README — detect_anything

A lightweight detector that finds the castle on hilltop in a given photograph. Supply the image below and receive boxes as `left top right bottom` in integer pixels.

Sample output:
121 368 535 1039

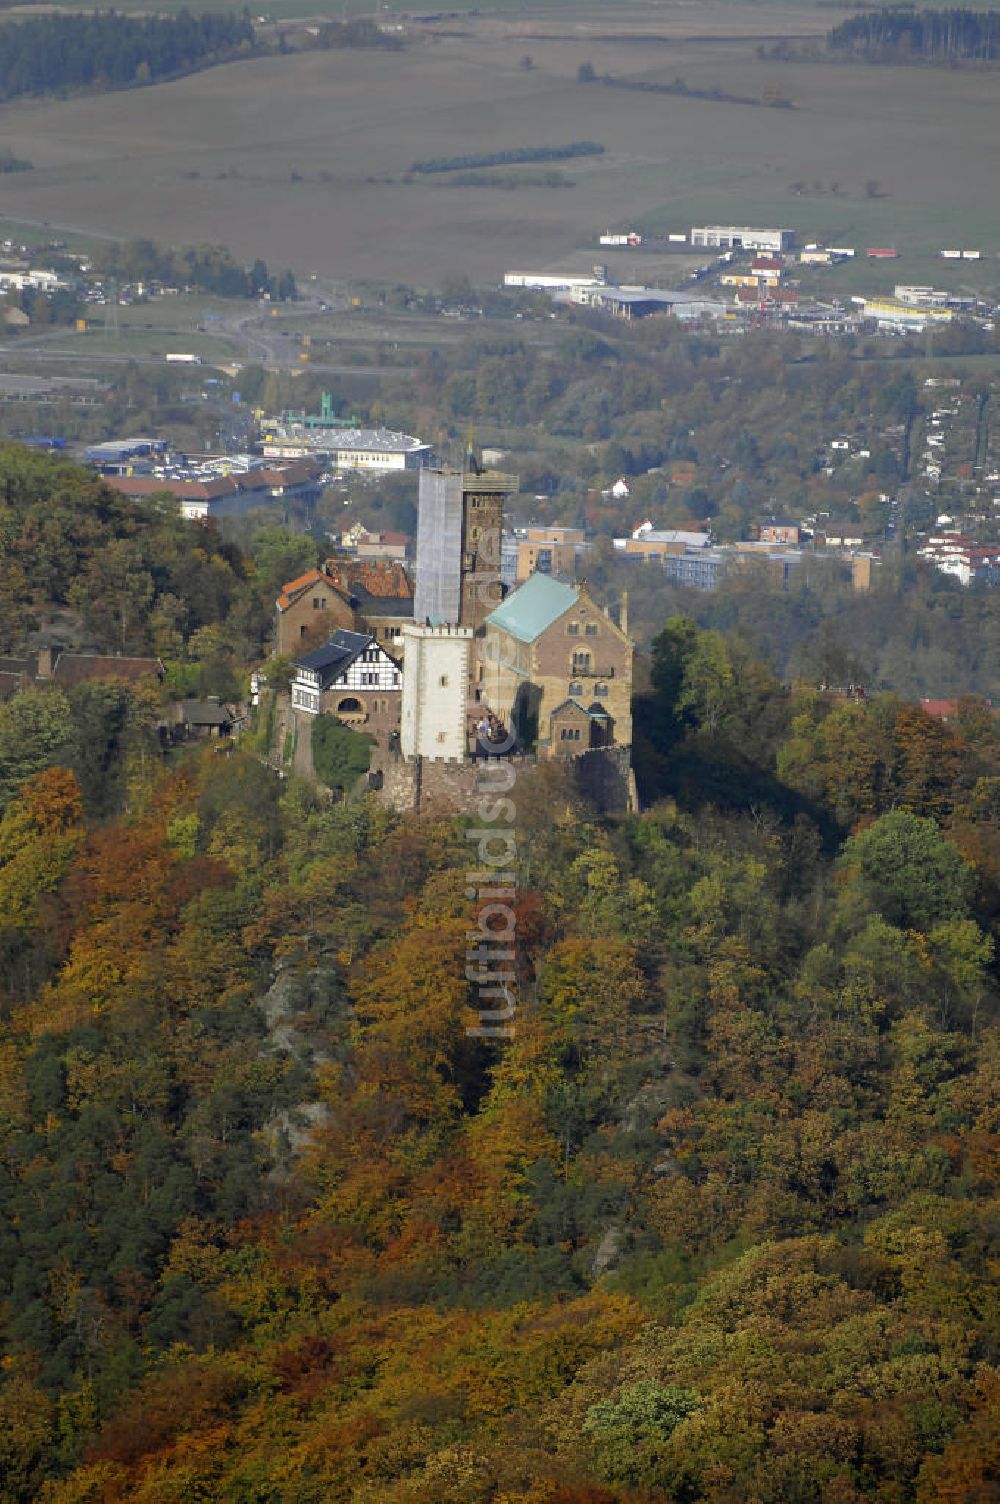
278 457 635 812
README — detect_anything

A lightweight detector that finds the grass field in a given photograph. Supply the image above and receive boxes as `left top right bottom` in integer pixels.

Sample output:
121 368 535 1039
0 4 995 288
0 0 862 17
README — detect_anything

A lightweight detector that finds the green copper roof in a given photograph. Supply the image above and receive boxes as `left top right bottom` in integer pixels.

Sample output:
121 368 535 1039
485 572 579 643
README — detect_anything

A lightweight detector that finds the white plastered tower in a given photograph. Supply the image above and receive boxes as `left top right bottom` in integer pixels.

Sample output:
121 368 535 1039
400 624 473 760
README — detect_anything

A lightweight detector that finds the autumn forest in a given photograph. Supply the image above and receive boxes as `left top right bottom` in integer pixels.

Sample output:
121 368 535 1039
0 445 998 1502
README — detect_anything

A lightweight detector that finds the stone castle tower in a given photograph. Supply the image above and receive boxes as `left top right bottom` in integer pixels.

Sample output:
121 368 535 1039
413 461 518 630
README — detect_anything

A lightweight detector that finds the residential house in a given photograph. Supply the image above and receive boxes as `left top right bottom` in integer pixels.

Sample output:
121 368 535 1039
758 519 801 545
290 629 402 748
173 700 236 739
918 533 1000 587
274 568 357 655
354 529 410 562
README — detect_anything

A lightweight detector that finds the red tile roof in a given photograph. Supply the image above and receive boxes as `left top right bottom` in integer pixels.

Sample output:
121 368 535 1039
108 461 320 504
253 460 320 487
325 558 414 601
919 699 959 719
107 475 238 501
276 569 352 612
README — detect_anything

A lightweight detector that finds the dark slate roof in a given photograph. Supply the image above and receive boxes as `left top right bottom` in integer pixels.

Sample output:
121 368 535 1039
0 656 31 676
179 700 233 726
295 627 372 672
353 584 415 618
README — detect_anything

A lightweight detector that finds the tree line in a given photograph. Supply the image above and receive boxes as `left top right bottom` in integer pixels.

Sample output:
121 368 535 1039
828 7 1000 63
0 9 255 100
312 17 403 50
409 141 605 174
580 66 793 108
93 237 297 302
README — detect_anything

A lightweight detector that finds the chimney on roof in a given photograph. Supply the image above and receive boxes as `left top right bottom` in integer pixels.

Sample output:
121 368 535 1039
620 590 629 638
36 646 54 679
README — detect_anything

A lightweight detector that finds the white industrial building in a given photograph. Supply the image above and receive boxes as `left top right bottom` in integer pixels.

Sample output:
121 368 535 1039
503 270 606 291
894 285 948 307
400 624 472 761
261 425 431 471
862 298 953 332
330 429 432 471
690 226 793 253
0 269 69 292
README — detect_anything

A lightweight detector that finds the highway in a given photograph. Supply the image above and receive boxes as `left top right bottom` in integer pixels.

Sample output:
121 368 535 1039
0 291 412 377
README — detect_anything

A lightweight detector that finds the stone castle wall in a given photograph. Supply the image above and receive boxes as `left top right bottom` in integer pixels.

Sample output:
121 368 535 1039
369 745 633 818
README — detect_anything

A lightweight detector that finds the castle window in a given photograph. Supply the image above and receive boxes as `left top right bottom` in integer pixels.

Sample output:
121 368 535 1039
585 622 597 636
571 651 591 672
569 681 583 696
439 675 449 687
567 622 580 636
595 683 609 697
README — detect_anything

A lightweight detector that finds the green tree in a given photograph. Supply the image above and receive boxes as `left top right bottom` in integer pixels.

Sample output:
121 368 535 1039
583 1381 698 1485
841 810 975 932
67 539 154 653
249 527 317 600
0 687 74 810
311 714 375 794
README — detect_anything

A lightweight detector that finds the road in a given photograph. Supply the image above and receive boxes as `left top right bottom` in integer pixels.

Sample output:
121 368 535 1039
0 345 410 378
0 290 415 377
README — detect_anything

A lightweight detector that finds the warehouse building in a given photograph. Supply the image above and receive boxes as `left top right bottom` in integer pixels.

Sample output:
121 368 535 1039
503 270 605 291
862 298 953 333
690 226 794 253
571 286 727 322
